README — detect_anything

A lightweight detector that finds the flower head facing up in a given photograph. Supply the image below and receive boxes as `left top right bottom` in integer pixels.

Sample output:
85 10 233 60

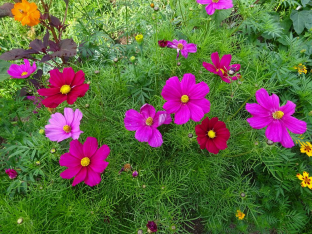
37 67 90 108
167 39 197 59
195 117 230 154
246 88 307 148
11 0 40 26
300 142 312 157
124 104 172 147
296 172 312 189
146 221 157 233
7 59 36 79
161 73 210 125
5 169 18 179
197 0 233 15
236 210 245 220
135 34 144 44
59 137 110 187
203 52 241 83
45 108 83 142
158 40 169 48
294 63 307 74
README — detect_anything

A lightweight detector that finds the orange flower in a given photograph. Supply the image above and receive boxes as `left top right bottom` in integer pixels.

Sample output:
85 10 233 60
11 0 40 27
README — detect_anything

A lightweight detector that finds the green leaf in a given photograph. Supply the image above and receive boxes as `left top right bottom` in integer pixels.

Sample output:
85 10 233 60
301 0 310 7
290 10 312 34
212 9 232 25
0 60 11 82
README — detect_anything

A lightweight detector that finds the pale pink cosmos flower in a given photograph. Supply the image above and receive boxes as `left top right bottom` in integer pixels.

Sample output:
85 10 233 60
246 88 307 148
167 39 197 59
203 52 241 83
7 59 36 79
161 73 210 125
124 104 172 147
45 107 83 142
60 137 110 187
197 0 233 15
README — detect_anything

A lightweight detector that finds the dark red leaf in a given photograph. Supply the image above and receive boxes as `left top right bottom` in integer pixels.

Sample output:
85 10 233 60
50 15 62 28
50 39 77 58
63 0 69 5
29 39 45 53
43 30 49 48
0 3 14 18
40 54 51 62
0 49 35 60
48 41 59 52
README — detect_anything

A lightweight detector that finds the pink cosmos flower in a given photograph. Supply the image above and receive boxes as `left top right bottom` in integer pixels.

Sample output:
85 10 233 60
124 104 171 147
167 39 197 59
60 137 110 187
7 59 36 79
203 52 241 83
161 73 210 125
197 0 233 15
246 88 307 148
5 169 18 179
45 107 83 142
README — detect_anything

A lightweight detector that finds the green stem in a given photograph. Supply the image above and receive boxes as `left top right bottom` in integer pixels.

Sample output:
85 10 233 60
226 94 253 122
178 0 185 25
125 0 128 45
224 150 253 158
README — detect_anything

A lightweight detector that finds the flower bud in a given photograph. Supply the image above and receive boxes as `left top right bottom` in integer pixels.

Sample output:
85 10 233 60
17 218 23 224
50 148 56 153
135 34 143 44
240 192 246 197
188 133 193 138
308 111 312 116
39 129 45 135
229 67 236 75
85 104 90 108
36 161 40 165
150 3 154 8
113 57 119 63
177 62 181 66
87 81 91 84
130 56 136 62
142 184 146 188
132 171 138 177
146 221 157 233
158 40 168 48
154 6 159 11
94 70 100 74
266 139 274 145
138 230 143 234
124 163 131 172
47 107 56 114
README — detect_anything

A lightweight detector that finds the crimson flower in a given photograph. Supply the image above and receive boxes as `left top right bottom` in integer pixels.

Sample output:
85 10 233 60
158 40 169 48
195 117 230 154
146 221 157 233
38 67 89 108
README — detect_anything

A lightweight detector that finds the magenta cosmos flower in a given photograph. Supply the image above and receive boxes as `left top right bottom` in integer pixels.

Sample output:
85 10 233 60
60 137 110 187
7 59 36 78
45 108 83 142
5 169 18 179
38 67 89 108
167 39 197 59
124 104 171 147
197 0 233 15
161 73 210 125
246 88 307 148
146 221 157 233
203 52 241 83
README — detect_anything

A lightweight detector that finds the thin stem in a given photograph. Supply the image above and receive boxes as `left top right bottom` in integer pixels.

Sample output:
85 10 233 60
224 150 253 158
125 0 128 45
178 0 185 25
226 94 253 122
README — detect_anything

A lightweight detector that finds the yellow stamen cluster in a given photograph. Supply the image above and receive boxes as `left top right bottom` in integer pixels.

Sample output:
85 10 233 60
21 71 28 76
63 125 71 133
60 85 71 94
216 68 225 75
236 210 245 220
297 171 312 189
272 110 284 119
146 117 153 126
181 95 189 103
212 0 220 3
294 63 307 74
81 157 90 167
135 34 143 43
177 43 184 50
207 130 216 139
300 142 312 157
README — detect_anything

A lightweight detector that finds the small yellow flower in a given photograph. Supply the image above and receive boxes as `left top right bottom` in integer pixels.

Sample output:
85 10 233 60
296 171 312 189
135 34 143 43
300 142 312 157
294 63 307 74
236 210 245 220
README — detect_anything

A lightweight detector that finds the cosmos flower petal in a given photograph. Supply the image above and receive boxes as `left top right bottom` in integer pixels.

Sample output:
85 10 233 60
84 168 101 187
148 128 163 147
41 94 67 108
203 62 217 74
72 167 87 186
161 76 182 101
220 54 231 68
181 49 189 58
206 139 219 154
191 99 210 114
72 70 86 86
213 136 228 150
231 64 241 71
124 109 145 131
197 0 211 4
174 104 190 125
69 140 85 159
255 88 274 111
67 84 90 105
83 137 98 157
90 161 109 174
282 116 307 134
64 107 75 125
181 73 196 94
280 101 296 116
197 136 208 149
187 102 205 122
140 104 156 119
63 67 75 85
265 121 283 142
135 125 153 142
60 166 81 179
91 144 110 160
188 81 209 99
38 87 60 96
49 69 64 87
280 124 295 148
246 103 271 117
246 116 272 129
59 153 81 167
205 4 215 15
185 43 197 53
163 100 182 114
152 111 171 128
211 52 220 67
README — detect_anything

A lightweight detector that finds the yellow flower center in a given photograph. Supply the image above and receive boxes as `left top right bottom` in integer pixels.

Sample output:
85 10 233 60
181 95 189 103
212 0 219 2
272 111 284 119
216 68 225 75
21 71 28 76
207 130 216 139
63 125 71 133
60 85 71 94
177 43 184 50
81 157 90 167
303 176 311 184
146 117 153 126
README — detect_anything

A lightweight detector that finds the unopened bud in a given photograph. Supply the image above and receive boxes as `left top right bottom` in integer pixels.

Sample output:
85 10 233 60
39 129 45 135
188 133 193 138
309 111 312 116
94 70 100 74
85 104 90 108
177 62 181 66
229 67 236 75
113 58 118 63
142 184 146 188
130 56 136 62
138 230 143 234
36 161 40 165
17 218 23 224
267 139 274 145
132 171 138 177
50 148 56 153
240 192 246 197
154 6 159 11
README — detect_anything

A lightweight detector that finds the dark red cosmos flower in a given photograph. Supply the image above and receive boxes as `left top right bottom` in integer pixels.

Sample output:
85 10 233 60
158 40 168 48
195 117 230 154
38 67 89 108
146 221 157 233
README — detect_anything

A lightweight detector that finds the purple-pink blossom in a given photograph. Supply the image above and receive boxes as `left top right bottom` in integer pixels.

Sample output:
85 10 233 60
203 52 241 83
167 39 197 59
7 59 36 79
197 0 233 15
45 108 83 142
161 73 210 125
124 104 171 147
246 88 307 148
5 169 18 179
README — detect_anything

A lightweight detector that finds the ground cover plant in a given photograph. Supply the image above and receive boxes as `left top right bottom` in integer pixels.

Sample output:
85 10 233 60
1 0 312 233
